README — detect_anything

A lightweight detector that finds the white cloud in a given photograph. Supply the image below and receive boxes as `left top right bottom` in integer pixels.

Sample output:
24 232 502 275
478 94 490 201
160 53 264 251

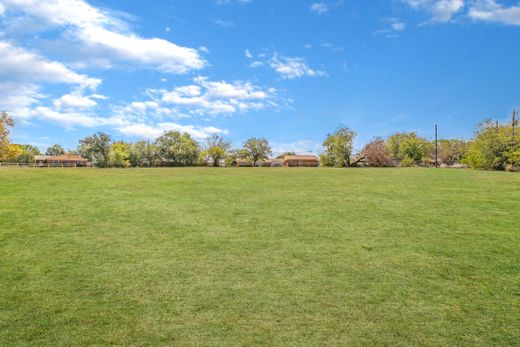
321 42 344 52
53 94 101 110
469 0 520 26
0 3 5 15
271 140 323 156
392 22 407 31
245 49 253 58
374 18 407 36
249 61 264 68
0 82 44 119
269 54 326 79
215 0 251 5
310 3 329 14
0 41 100 89
118 122 227 140
1 0 206 73
31 107 104 127
213 18 234 27
403 0 464 22
156 77 277 115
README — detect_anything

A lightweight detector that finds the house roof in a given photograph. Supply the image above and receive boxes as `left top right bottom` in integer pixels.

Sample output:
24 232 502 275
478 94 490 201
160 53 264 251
47 154 89 162
283 155 319 161
34 155 50 161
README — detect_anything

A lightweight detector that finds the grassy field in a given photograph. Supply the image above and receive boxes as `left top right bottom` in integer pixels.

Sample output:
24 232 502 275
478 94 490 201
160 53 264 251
0 168 519 346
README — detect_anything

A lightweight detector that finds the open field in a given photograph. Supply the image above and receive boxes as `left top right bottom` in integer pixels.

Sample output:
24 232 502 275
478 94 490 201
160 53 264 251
1 168 519 346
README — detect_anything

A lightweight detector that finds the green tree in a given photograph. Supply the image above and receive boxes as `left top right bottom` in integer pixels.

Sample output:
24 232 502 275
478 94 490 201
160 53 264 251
15 144 41 163
129 141 159 167
45 144 65 156
463 121 517 170
109 141 131 168
78 132 112 167
0 111 15 160
155 131 200 166
203 135 231 167
242 137 272 166
386 132 431 166
320 127 363 167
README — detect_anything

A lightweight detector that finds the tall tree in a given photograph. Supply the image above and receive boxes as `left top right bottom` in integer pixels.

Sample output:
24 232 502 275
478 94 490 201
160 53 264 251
204 135 231 167
0 111 15 160
129 141 159 167
242 137 272 166
45 144 66 156
109 141 131 168
78 132 112 167
386 132 431 166
16 144 41 163
463 120 517 170
155 131 200 166
5 144 23 161
320 127 363 167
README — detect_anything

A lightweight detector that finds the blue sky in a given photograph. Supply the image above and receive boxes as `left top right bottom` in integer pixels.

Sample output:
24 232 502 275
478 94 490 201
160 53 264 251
1 0 519 154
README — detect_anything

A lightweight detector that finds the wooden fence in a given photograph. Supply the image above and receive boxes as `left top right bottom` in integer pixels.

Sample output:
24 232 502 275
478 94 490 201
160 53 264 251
0 162 88 168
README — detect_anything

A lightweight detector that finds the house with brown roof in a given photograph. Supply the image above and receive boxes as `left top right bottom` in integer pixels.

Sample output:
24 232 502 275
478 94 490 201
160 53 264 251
35 155 89 167
231 155 319 167
282 155 319 167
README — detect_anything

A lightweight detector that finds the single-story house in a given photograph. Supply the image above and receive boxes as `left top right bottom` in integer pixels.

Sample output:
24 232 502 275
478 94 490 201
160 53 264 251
233 159 286 167
282 155 319 167
35 155 89 167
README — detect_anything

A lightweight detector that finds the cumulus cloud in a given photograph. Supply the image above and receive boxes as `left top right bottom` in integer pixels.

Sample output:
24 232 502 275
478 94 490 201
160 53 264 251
0 82 44 119
155 77 278 116
0 0 206 73
269 54 326 79
403 0 464 22
271 140 324 156
118 123 227 140
0 41 100 89
30 107 112 128
468 0 520 26
53 93 107 110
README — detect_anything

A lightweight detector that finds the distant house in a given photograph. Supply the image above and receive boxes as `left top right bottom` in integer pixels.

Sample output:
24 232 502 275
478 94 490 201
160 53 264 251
35 155 89 167
234 159 253 167
282 155 319 167
232 155 319 167
233 159 286 167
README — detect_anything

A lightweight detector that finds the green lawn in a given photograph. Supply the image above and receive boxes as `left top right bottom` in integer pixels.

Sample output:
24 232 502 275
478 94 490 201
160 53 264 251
0 168 519 346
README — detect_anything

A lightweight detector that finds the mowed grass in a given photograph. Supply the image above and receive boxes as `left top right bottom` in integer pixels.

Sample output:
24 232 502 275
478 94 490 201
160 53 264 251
0 168 519 346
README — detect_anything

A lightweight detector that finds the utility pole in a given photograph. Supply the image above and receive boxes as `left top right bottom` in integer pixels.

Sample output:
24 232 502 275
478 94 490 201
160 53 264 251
513 110 518 145
435 124 438 168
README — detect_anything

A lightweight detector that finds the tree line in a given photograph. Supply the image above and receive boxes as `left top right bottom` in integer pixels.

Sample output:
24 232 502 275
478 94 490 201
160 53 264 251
0 111 518 171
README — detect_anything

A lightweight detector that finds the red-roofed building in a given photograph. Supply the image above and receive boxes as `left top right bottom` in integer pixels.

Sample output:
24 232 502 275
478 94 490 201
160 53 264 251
34 155 89 167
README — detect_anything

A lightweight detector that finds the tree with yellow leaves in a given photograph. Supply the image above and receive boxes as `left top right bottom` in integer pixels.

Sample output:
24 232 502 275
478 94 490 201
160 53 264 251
5 144 23 161
0 111 15 161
